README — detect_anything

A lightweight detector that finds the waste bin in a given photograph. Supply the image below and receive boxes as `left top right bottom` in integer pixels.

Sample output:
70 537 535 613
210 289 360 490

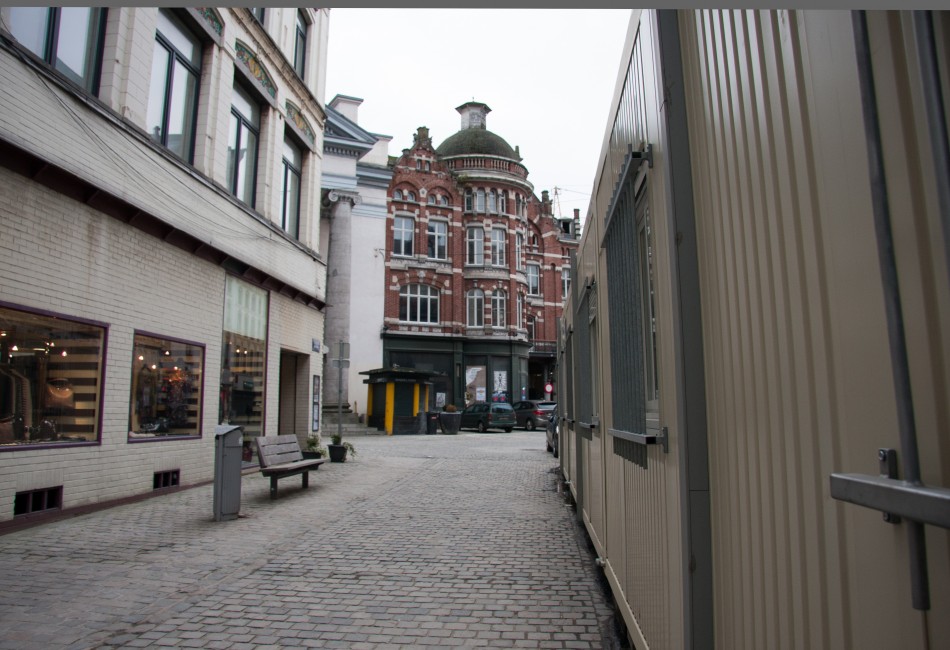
213 424 243 521
425 411 440 435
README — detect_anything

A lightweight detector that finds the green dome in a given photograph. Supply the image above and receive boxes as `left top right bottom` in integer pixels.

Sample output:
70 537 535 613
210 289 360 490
436 129 518 159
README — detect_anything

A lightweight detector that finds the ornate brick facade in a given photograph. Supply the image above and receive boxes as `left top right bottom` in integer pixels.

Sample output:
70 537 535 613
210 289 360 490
381 103 578 408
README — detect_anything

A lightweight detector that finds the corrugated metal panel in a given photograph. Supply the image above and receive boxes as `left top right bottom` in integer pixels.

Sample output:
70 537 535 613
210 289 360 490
680 9 949 649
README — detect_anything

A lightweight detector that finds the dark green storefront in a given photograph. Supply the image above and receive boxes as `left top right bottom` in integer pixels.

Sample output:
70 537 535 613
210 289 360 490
382 333 531 410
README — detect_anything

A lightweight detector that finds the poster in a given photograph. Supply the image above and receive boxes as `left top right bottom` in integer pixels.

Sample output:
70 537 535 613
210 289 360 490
493 370 508 402
465 365 485 406
312 375 321 431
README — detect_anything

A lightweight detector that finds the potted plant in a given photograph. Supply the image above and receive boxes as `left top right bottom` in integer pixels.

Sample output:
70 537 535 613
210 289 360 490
328 433 357 462
439 403 461 435
302 434 327 460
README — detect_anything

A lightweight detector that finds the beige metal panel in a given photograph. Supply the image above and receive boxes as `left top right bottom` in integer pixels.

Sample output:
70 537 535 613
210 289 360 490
592 11 689 649
681 8 949 649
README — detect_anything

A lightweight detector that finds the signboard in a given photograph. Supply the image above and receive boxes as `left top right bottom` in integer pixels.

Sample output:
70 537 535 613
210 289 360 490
544 382 554 394
312 375 321 431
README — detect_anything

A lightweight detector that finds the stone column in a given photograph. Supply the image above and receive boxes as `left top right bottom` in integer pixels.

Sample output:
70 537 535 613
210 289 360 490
322 189 361 414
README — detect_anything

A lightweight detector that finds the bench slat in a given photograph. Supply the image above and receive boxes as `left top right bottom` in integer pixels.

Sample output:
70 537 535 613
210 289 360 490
254 435 327 499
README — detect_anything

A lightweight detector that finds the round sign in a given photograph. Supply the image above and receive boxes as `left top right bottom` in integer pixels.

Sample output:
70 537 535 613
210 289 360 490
544 383 554 393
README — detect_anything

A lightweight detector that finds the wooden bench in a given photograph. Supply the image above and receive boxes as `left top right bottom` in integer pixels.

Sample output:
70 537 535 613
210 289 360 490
254 435 327 499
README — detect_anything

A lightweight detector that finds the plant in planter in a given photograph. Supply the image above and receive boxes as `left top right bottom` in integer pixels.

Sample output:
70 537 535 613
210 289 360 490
302 434 327 459
328 433 356 462
439 403 462 435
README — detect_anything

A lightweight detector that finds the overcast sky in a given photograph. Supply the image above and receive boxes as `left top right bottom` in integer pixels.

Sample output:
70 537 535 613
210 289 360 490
325 8 632 219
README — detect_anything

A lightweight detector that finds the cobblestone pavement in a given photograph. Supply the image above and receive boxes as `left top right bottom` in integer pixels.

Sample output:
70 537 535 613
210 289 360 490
0 431 622 649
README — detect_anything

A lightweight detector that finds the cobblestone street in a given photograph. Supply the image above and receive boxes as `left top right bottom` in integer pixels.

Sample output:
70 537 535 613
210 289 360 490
0 431 622 649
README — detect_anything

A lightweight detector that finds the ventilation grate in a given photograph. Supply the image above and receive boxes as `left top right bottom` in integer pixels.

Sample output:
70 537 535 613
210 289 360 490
153 470 180 490
14 486 63 516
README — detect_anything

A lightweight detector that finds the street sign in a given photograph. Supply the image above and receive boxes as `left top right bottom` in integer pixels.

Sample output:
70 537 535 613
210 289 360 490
330 359 350 368
544 382 554 393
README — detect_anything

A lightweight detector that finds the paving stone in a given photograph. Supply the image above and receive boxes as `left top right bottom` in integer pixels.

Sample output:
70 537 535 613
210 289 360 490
0 432 622 649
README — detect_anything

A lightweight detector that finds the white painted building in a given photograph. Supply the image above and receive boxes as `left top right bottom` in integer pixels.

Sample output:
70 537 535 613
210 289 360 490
320 95 392 423
0 7 330 523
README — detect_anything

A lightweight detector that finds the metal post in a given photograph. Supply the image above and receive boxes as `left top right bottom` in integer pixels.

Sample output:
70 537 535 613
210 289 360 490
337 341 344 443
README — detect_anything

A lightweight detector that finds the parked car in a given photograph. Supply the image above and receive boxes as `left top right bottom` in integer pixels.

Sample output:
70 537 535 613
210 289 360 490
512 400 557 430
460 402 515 432
546 405 559 457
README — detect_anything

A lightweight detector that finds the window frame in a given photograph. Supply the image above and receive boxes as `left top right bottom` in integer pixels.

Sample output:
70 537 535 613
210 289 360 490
466 226 484 266
8 7 107 94
293 10 307 79
527 263 541 296
399 284 440 324
467 289 485 327
393 215 415 257
491 290 507 328
491 227 507 267
148 9 202 163
427 219 448 260
227 81 261 208
129 331 205 441
280 134 303 238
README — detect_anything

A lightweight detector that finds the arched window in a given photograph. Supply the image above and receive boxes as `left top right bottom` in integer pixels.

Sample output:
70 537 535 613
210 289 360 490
393 189 403 201
500 191 508 214
488 190 497 213
491 290 507 328
406 190 416 202
527 263 540 295
439 195 449 207
399 284 439 324
427 194 436 205
516 293 524 329
515 233 524 270
467 289 484 327
465 189 473 212
475 188 486 212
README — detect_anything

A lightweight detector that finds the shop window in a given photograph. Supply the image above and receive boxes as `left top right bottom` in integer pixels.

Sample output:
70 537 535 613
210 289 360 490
467 289 484 327
394 215 414 256
427 220 447 260
227 81 260 208
281 135 302 238
0 304 105 448
293 10 307 78
129 332 204 439
8 7 106 94
219 277 267 460
466 226 484 265
399 284 439 324
147 9 202 162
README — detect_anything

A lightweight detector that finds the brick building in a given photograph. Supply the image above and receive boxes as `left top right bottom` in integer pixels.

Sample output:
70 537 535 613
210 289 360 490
0 7 329 522
380 102 578 413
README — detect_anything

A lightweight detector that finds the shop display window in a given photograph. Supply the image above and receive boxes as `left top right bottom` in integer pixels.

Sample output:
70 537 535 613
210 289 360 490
219 277 267 462
128 332 204 439
0 304 105 448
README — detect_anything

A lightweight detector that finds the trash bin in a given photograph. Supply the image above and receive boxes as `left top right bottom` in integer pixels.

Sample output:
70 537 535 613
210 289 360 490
425 411 440 435
213 424 243 521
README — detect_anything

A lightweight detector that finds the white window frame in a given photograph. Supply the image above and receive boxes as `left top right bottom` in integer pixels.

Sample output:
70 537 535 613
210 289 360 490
491 290 507 328
467 289 484 327
466 226 484 265
427 220 448 260
393 215 414 257
491 228 506 267
399 284 439 324
527 263 540 296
